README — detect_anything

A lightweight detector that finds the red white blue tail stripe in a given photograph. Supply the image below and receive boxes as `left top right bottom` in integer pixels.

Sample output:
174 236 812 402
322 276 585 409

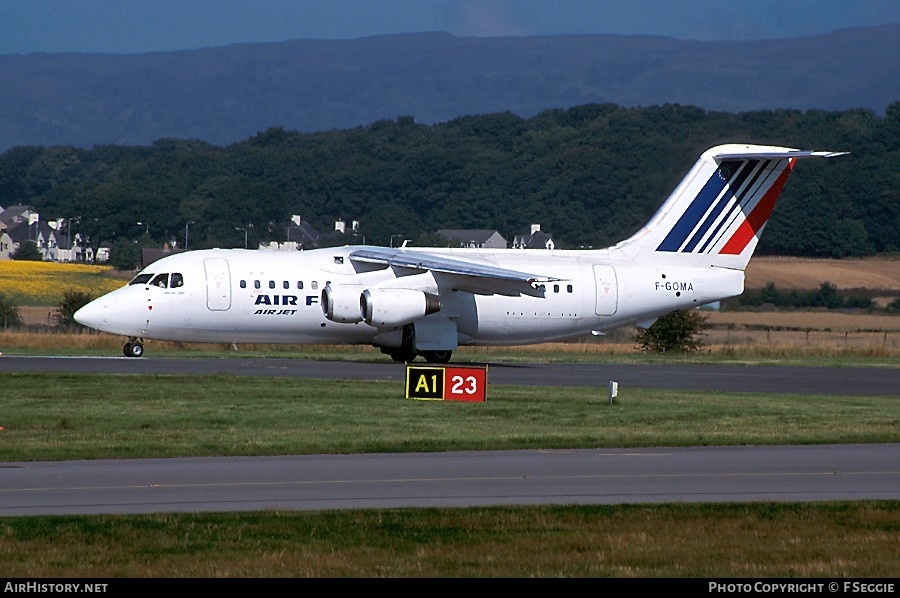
612 144 846 271
656 157 794 256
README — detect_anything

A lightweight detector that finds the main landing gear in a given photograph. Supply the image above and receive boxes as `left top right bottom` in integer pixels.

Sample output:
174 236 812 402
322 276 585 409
421 350 453 364
381 347 453 364
123 337 144 358
379 324 453 364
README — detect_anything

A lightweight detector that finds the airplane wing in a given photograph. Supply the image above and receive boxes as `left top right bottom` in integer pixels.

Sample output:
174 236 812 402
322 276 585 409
349 247 561 296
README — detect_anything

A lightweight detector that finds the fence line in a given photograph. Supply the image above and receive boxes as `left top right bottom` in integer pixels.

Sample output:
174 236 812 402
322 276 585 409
703 328 897 349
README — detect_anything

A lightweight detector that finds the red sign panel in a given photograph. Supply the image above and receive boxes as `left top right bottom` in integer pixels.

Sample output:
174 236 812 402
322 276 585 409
443 366 487 402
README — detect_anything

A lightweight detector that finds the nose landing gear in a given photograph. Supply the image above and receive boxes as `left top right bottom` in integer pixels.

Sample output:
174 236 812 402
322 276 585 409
123 338 144 358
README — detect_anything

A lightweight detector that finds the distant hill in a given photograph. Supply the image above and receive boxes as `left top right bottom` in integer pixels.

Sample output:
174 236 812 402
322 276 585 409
0 26 897 153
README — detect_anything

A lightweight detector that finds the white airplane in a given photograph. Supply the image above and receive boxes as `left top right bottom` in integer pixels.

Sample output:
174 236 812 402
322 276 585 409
74 143 845 362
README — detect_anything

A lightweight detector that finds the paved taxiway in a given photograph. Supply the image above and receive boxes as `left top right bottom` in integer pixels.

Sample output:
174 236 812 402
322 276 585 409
1 356 898 395
3 444 898 516
1 357 897 515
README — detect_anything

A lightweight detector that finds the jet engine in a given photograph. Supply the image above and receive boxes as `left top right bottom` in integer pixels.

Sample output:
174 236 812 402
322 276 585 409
361 288 441 327
321 284 364 323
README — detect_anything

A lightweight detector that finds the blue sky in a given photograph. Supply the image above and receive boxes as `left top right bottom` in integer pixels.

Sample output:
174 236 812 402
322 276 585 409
1 0 898 54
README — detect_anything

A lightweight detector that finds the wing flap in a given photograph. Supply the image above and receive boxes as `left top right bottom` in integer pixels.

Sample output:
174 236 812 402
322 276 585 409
350 248 559 296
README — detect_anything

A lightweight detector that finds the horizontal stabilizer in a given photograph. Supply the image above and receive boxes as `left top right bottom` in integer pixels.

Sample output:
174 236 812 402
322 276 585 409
710 148 849 160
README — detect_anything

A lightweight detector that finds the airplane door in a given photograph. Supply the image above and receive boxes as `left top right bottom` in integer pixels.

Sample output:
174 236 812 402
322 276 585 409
593 265 618 315
204 258 232 311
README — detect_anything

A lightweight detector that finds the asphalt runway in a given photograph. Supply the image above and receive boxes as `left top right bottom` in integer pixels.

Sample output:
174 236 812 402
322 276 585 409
1 356 898 515
3 444 898 516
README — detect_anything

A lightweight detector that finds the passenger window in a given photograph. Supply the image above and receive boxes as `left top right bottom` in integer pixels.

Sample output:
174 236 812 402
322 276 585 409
553 284 559 293
129 274 153 286
269 280 276 289
311 281 318 290
297 281 304 290
240 280 247 289
171 273 184 288
283 281 289 289
567 284 573 293
150 273 168 288
254 280 261 289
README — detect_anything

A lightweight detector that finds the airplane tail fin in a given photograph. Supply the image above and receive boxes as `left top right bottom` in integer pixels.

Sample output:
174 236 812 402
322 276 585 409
611 144 847 270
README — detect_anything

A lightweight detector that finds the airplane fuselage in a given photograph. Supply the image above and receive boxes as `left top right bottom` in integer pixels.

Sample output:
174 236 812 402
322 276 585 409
75 246 743 347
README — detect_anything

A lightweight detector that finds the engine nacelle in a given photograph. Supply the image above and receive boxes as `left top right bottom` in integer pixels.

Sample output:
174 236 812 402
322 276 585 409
361 288 441 328
321 283 364 323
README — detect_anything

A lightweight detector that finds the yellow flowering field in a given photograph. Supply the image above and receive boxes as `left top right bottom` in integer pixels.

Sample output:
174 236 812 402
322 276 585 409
0 261 127 305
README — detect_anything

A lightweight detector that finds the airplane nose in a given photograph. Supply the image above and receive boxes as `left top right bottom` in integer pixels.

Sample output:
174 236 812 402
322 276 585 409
74 300 105 329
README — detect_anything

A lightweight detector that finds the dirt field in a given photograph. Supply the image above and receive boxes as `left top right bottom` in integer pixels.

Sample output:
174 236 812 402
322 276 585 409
19 306 55 326
745 257 899 291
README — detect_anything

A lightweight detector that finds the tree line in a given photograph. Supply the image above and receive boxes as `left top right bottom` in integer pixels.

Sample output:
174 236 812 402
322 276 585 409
1 102 897 266
727 282 900 312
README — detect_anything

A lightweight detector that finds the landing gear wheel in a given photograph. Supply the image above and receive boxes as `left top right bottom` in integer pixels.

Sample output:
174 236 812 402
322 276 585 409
380 323 419 363
422 350 453 364
123 339 144 358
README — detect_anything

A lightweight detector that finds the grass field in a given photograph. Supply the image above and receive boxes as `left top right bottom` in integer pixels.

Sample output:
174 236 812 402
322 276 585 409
4 374 898 461
3 503 895 578
0 373 896 578
1 374 898 578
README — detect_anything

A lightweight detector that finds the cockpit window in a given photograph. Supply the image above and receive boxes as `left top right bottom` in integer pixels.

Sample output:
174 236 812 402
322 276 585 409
129 274 154 286
130 272 184 288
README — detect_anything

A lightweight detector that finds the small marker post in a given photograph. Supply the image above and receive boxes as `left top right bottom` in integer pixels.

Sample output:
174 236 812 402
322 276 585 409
608 380 618 404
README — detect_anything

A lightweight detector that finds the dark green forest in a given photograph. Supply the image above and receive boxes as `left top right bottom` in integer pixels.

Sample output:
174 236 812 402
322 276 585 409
1 102 897 260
